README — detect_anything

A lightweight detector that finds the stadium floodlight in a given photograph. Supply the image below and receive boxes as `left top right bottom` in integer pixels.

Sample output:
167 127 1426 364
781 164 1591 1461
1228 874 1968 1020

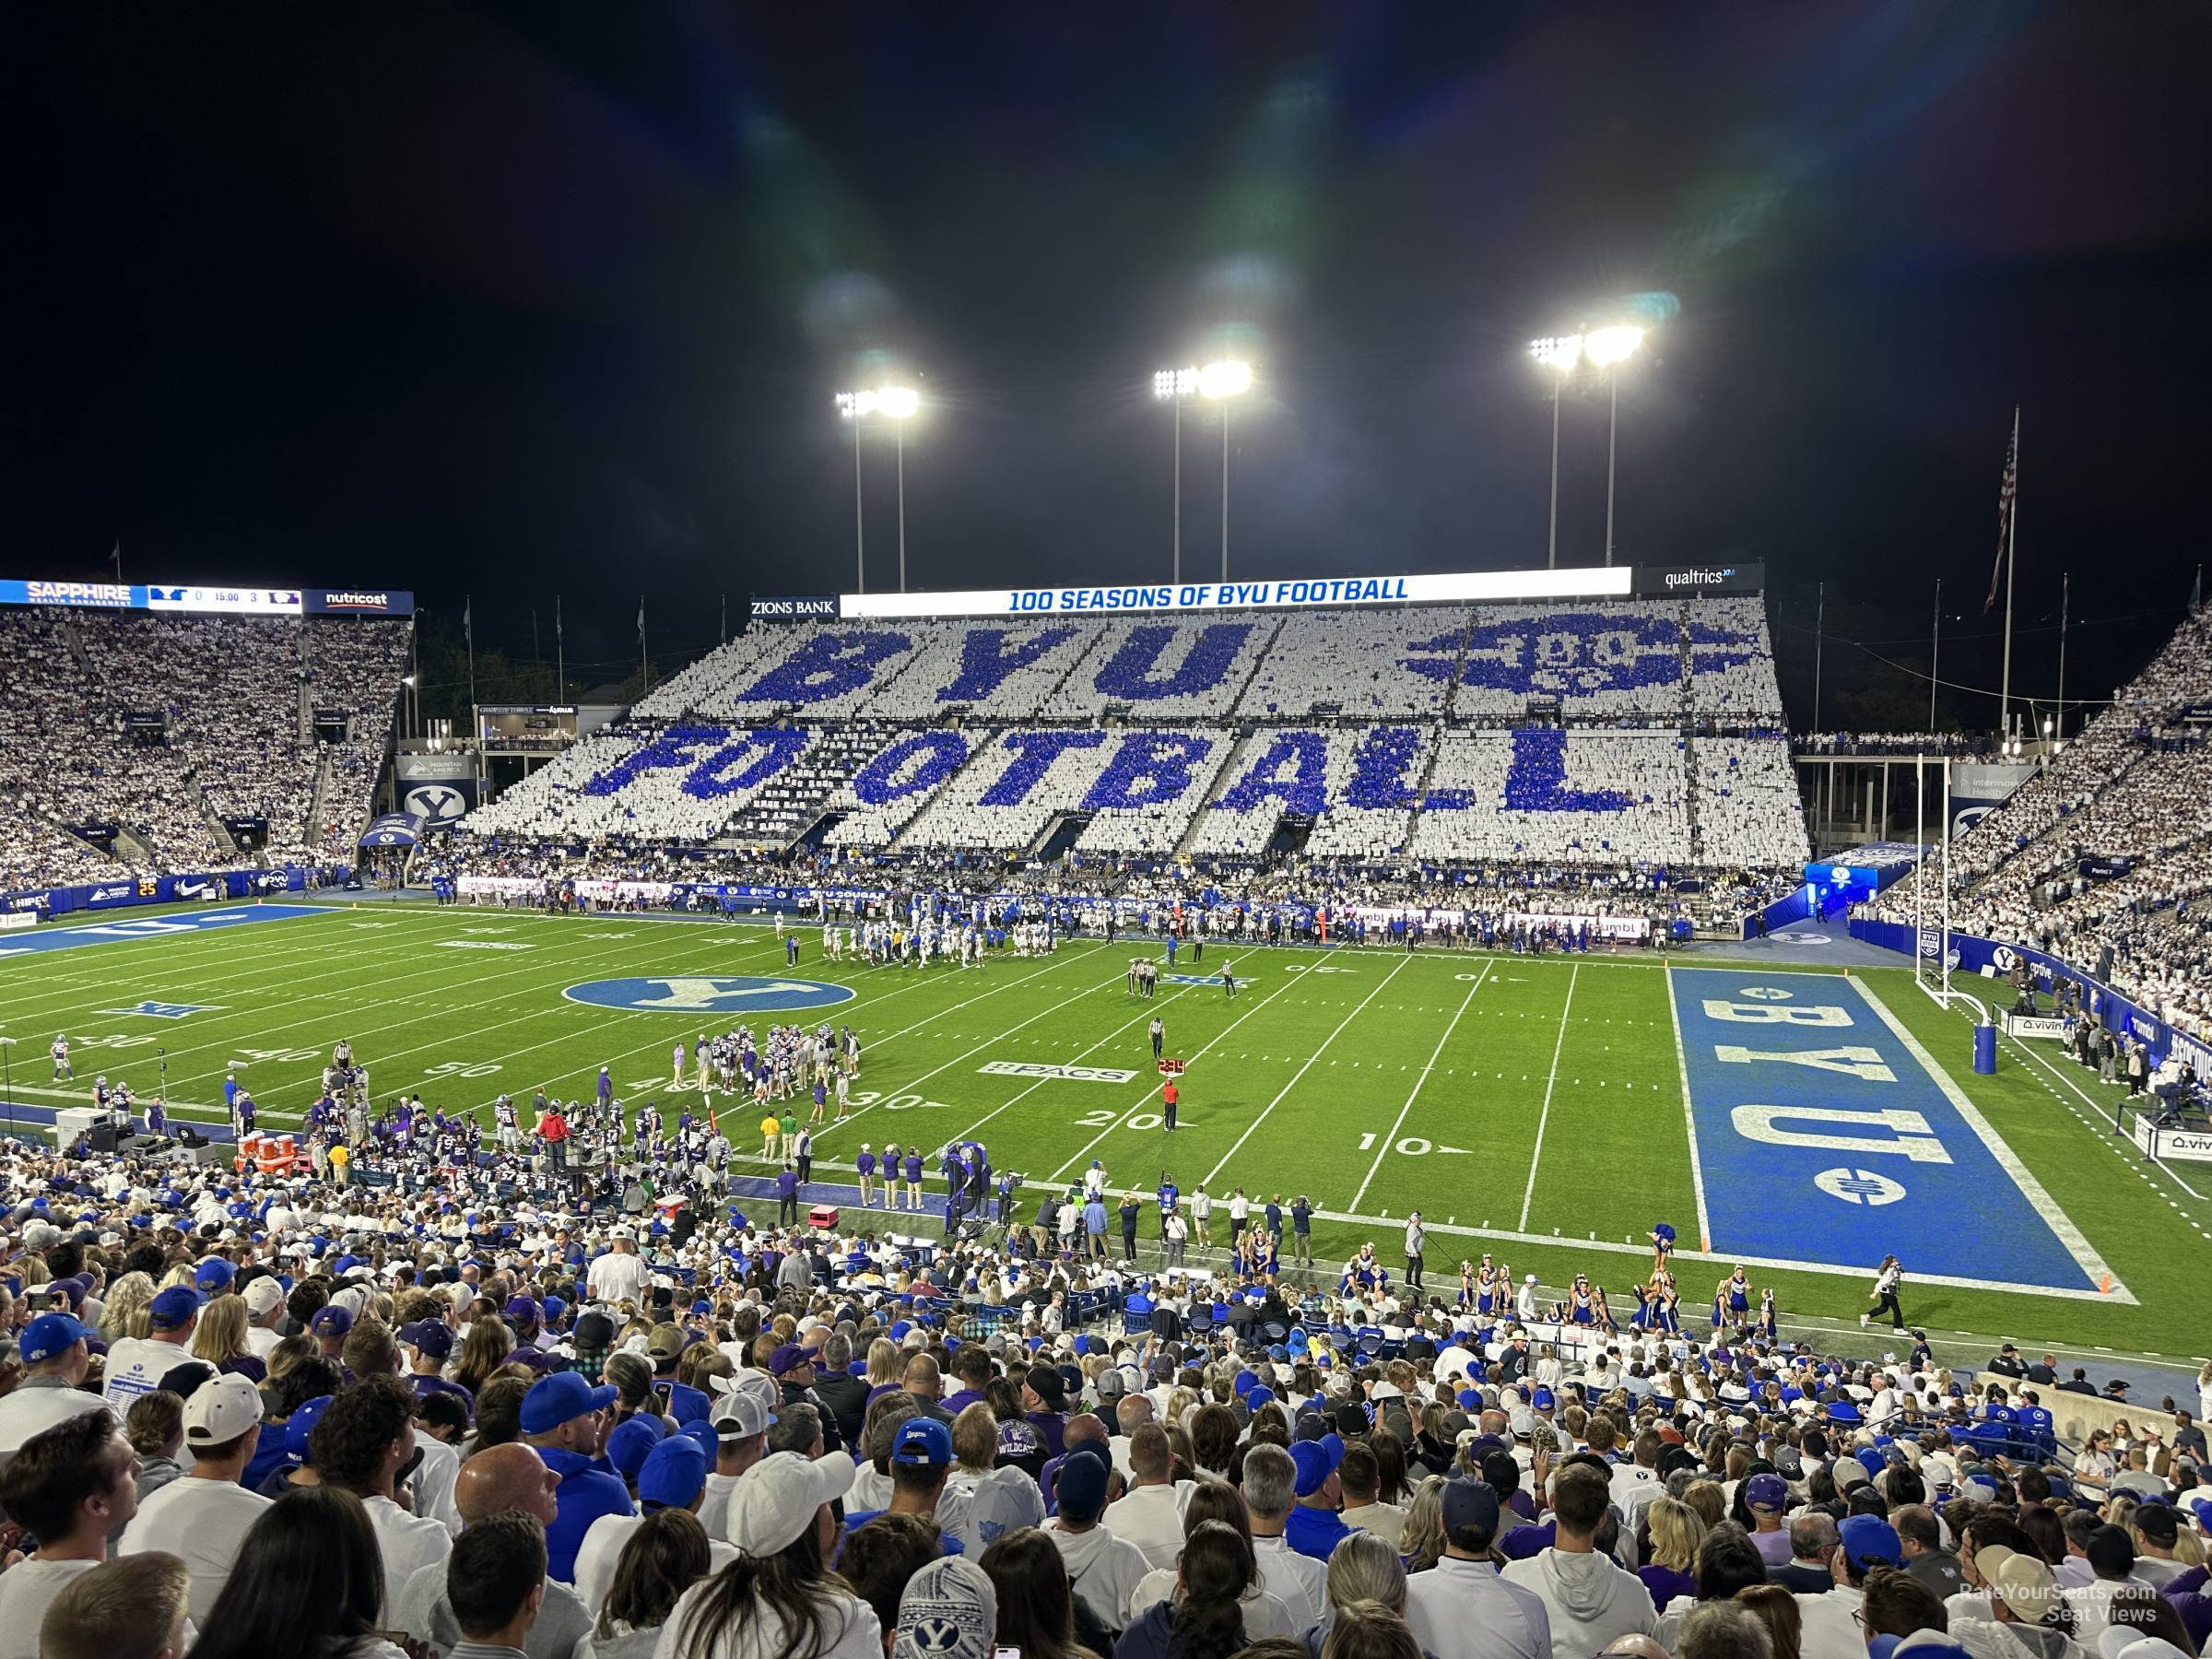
1152 365 1207 583
1171 359 1254 582
1531 335 1585 569
1197 359 1253 400
835 383 924 594
1583 324 1643 368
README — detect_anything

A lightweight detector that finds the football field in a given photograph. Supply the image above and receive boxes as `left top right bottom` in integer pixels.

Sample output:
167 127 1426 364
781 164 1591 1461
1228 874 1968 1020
3 900 2206 1363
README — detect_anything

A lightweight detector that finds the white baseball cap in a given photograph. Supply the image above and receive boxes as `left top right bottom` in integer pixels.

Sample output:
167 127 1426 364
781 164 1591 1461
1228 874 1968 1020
241 1277 288 1318
712 1390 775 1440
726 1450 854 1555
184 1373 265 1446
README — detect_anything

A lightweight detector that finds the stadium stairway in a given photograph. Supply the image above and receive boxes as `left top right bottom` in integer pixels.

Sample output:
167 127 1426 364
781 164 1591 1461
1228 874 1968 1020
1395 724 1451 848
1169 728 1259 859
1684 729 1706 863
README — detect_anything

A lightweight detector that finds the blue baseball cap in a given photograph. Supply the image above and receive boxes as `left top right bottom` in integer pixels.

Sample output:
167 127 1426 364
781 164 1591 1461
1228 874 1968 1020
1746 1472 1789 1511
195 1258 236 1293
311 1304 353 1337
606 1416 665 1481
521 1371 618 1435
638 1434 708 1508
19 1312 89 1367
148 1287 204 1331
893 1417 953 1466
1839 1513 1902 1572
287 1392 335 1457
1290 1433 1345 1499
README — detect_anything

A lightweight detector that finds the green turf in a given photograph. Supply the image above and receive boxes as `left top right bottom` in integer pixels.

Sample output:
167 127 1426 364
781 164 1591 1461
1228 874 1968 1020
4 901 2206 1362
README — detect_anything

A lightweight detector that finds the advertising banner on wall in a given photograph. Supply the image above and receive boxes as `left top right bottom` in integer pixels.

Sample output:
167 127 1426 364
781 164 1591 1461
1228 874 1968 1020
1630 561 1767 597
841 565 1637 621
1947 761 2035 837
749 595 841 620
305 589 417 617
2 578 414 617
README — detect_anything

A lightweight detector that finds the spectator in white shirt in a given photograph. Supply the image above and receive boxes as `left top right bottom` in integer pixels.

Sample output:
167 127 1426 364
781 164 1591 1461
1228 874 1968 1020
1241 1441 1327 1632
1045 1443 1152 1635
311 1372 453 1622
1103 1424 1190 1571
0 1312 112 1463
241 1277 288 1359
32 1551 193 1659
0 1410 141 1659
1403 1477 1553 1659
119 1375 272 1622
1501 1463 1659 1659
588 1230 650 1305
1338 1441 1409 1549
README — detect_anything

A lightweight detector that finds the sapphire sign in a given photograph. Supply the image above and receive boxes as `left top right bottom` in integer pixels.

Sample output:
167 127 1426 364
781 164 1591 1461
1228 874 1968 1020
563 975 856 1013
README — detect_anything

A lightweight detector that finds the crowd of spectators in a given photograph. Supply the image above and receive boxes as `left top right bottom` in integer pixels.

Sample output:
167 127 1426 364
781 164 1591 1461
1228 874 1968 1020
1871 606 2212 1039
1 1124 2206 1659
0 611 406 890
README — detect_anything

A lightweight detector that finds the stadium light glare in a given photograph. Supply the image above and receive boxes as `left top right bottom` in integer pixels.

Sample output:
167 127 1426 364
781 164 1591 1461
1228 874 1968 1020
1197 359 1253 400
836 385 922 592
1583 324 1644 369
1153 366 1200 400
1530 334 1583 373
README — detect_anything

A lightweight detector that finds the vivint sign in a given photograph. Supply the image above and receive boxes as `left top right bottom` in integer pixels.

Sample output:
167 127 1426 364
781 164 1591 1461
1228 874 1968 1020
842 566 1636 620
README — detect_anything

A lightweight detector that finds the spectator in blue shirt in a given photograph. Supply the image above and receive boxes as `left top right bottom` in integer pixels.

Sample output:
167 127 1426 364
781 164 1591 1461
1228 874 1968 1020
1285 1434 1356 1561
518 1371 630 1584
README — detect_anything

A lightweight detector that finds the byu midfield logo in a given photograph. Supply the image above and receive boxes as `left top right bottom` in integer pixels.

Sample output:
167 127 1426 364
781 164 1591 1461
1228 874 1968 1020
404 783 469 828
564 975 855 1013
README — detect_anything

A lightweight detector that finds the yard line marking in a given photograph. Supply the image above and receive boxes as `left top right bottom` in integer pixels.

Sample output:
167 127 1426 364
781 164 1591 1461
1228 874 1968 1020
81 919 757 1070
1847 974 2130 1300
1516 963 1580 1231
1299 1204 2133 1304
1347 961 1491 1213
1046 967 1316 1185
793 952 1145 1147
1664 964 1713 1253
942 985 1200 1147
1203 953 1418 1188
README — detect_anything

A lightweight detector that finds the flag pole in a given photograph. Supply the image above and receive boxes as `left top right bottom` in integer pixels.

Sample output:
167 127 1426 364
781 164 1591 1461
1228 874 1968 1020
1812 582 1826 731
1998 408 2019 738
464 594 477 730
638 595 649 691
1929 577 1941 730
2055 571 2068 745
556 594 565 702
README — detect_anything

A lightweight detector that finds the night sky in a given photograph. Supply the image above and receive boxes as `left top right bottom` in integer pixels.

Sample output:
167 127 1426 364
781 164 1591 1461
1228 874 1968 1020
10 4 2212 728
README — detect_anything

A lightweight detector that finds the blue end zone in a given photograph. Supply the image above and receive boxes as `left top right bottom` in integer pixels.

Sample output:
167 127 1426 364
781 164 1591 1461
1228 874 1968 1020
0 904 335 958
1671 967 2100 1295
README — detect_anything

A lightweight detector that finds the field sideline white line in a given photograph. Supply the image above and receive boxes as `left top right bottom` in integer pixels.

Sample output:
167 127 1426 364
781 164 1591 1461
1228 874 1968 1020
1044 964 1319 1186
1945 996 2208 1206
1202 953 1419 1188
1665 964 1714 1253
1516 962 1580 1232
1347 960 1491 1214
1302 1205 2135 1304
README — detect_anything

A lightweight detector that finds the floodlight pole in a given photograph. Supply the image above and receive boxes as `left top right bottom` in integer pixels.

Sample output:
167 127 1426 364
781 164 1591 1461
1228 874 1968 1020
896 419 907 594
1220 402 1231 584
1604 371 1620 567
1547 376 1563 571
1172 396 1182 587
1 1037 14 1141
853 416 866 594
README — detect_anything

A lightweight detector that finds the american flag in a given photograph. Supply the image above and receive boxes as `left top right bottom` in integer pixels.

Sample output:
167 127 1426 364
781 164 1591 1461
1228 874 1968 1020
1985 408 2018 614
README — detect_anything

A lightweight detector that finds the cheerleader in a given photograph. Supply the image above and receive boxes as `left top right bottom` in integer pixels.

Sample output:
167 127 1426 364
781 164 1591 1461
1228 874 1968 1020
1458 1261 1478 1311
1592 1285 1618 1333
1475 1255 1499 1320
1757 1287 1780 1344
1568 1275 1597 1326
1649 1221 1677 1274
1724 1265 1752 1324
1647 1265 1681 1335
1710 1275 1731 1329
